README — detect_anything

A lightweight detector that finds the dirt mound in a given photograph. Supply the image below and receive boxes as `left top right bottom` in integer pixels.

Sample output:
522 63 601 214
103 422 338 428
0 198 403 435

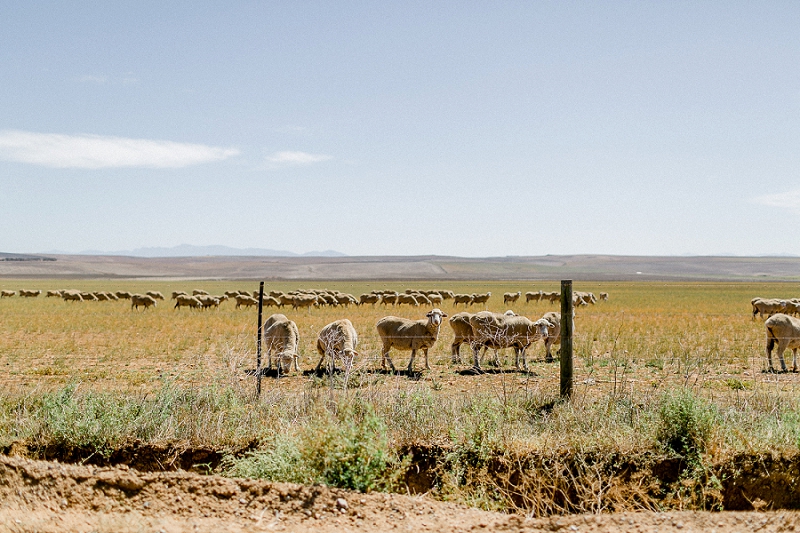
1 455 799 532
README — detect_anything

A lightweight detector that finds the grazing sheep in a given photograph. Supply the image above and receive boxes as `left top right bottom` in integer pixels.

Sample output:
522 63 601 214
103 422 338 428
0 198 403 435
235 295 258 309
429 293 443 305
131 294 157 311
61 290 83 302
574 291 597 305
192 289 209 296
94 292 111 301
174 294 203 310
197 295 221 309
146 291 165 301
599 292 609 301
765 313 800 372
0 290 15 298
334 293 358 307
376 309 448 372
315 319 359 374
115 291 132 299
752 298 786 320
46 290 62 298
80 292 98 301
19 290 42 298
784 300 800 317
172 291 188 299
543 291 560 304
359 293 380 307
439 290 455 300
471 292 491 306
412 293 433 306
453 294 473 307
292 294 319 310
503 292 521 305
396 294 419 306
381 293 399 306
525 291 543 303
262 314 300 374
261 296 281 308
468 311 554 371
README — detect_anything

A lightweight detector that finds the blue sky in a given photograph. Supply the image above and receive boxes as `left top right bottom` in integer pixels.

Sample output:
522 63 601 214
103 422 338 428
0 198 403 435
1 2 799 257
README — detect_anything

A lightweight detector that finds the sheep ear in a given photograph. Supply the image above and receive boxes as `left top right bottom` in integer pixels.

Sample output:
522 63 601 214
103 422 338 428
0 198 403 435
441 312 448 318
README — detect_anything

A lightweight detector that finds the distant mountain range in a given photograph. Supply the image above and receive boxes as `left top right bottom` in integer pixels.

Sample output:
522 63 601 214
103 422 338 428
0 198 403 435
41 245 347 258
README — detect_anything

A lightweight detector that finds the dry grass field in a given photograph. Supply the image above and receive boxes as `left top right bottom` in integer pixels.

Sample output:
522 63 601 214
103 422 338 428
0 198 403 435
1 279 800 517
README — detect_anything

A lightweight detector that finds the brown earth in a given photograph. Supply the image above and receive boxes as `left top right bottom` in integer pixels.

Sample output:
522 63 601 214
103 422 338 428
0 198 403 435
1 455 799 533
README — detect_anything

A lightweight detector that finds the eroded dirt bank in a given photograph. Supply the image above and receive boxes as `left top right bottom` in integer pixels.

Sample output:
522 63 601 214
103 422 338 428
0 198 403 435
1 456 800 533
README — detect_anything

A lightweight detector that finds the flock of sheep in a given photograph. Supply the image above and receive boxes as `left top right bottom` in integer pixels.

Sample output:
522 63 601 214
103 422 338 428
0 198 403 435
261 306 565 375
1 286 611 375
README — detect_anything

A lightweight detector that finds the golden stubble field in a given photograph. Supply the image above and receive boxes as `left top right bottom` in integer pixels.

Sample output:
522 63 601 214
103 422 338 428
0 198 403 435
1 279 797 401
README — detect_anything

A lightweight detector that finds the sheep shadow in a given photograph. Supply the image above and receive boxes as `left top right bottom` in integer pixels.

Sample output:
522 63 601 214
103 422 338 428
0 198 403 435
245 368 296 379
761 368 799 374
457 367 539 376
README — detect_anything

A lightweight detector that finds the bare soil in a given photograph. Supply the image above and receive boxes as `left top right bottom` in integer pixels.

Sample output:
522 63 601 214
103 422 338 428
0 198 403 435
1 455 799 533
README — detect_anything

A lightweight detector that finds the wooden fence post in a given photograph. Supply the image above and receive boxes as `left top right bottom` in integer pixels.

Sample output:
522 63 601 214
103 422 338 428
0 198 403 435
560 279 573 398
256 281 264 397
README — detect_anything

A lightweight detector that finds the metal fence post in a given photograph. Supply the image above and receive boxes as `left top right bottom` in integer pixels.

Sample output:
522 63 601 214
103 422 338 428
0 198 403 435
560 279 573 398
256 281 264 397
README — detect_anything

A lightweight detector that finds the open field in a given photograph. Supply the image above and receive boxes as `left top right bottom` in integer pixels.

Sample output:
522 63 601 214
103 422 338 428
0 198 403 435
2 279 800 522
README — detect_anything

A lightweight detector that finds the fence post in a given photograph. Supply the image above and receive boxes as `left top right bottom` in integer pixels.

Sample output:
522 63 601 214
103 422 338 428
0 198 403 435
560 279 573 398
256 281 264 397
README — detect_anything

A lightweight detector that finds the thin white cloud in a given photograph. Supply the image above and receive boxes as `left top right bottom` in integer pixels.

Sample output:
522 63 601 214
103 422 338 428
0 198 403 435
266 151 332 166
0 130 239 169
753 190 800 210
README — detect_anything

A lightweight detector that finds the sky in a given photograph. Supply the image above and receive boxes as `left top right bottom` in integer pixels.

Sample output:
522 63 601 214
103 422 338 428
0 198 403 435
1 1 800 257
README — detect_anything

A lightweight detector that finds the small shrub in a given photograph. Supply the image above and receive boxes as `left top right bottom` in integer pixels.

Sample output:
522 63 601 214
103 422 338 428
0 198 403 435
657 388 716 459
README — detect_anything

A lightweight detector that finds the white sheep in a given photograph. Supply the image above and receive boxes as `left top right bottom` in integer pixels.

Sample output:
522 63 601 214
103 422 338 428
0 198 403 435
315 319 359 374
262 314 300 374
503 292 521 305
376 309 448 372
131 294 157 310
765 313 800 372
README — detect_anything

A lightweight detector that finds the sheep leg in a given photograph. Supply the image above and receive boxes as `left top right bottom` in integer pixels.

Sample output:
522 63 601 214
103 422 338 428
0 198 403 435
544 340 554 363
793 348 798 373
314 352 326 373
471 343 482 370
293 354 300 372
451 342 462 364
407 349 417 373
424 348 431 371
382 347 397 372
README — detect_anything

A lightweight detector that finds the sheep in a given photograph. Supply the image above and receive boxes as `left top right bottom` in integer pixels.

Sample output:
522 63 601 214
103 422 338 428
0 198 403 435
192 289 209 296
449 312 478 364
261 314 300 374
46 290 62 298
115 291 132 299
174 294 203 310
525 291 543 303
429 293 443 305
784 300 800 317
752 298 786 320
80 292 98 301
359 293 380 306
537 311 562 362
261 296 281 308
765 313 800 372
268 290 284 298
468 311 554 371
439 290 455 300
0 290 15 298
376 309 448 372
453 294 473 307
543 291 560 304
131 294 157 311
278 294 295 307
197 295 221 310
381 293 399 306
599 292 609 301
574 291 597 305
235 295 258 309
146 291 165 301
61 290 83 302
471 292 491 306
412 293 433 306
334 293 358 307
396 294 419 306
292 294 319 310
19 290 42 298
503 292 521 305
94 292 111 301
172 291 188 299
315 319 359 374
